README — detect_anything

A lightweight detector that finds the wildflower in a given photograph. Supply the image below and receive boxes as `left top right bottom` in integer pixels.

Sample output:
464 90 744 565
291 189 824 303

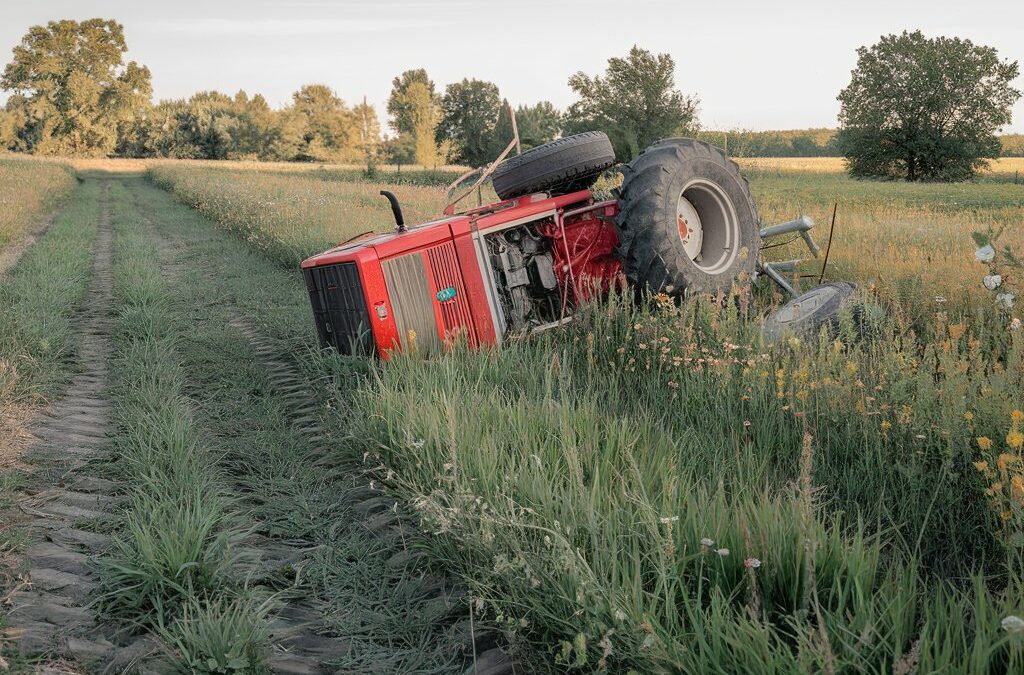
984 274 1003 290
715 548 730 557
977 437 993 451
1012 476 1024 502
975 244 995 263
700 537 714 547
845 362 858 375
935 295 946 304
614 609 627 622
973 460 989 472
787 337 801 349
880 420 892 431
964 411 974 422
411 438 425 449
1007 430 1023 450
1003 615 1024 634
659 515 679 524
997 453 1016 473
744 558 761 569
667 380 679 389
1012 410 1024 424
996 293 1015 310
1011 318 1022 331
743 420 752 428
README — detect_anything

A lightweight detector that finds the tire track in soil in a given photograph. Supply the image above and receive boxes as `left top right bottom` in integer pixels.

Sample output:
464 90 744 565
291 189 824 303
227 319 517 675
130 184 350 674
4 180 159 672
129 177 524 671
131 175 519 674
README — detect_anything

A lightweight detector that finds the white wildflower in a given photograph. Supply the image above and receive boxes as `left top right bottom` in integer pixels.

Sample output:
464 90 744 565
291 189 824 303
614 609 627 622
659 515 679 525
1011 317 1022 331
411 438 425 449
935 295 946 304
983 274 1003 290
744 558 761 569
715 548 730 557
975 245 996 263
700 537 714 547
996 293 1015 310
1002 615 1024 634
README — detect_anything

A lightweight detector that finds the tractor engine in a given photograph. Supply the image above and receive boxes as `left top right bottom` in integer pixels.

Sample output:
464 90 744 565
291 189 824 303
486 222 560 332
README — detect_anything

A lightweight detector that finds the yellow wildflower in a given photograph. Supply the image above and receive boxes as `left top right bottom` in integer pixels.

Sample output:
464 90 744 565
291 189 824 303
997 453 1017 474
964 411 974 422
1012 409 1024 423
845 362 858 375
1012 476 1024 503
1008 431 1024 450
973 460 988 472
880 420 892 431
977 437 993 451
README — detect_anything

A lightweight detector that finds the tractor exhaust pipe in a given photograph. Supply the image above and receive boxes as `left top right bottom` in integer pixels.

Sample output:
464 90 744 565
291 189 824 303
380 190 406 232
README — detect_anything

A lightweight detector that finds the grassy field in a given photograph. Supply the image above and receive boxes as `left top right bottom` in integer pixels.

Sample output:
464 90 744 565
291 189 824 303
146 158 1024 671
0 158 77 257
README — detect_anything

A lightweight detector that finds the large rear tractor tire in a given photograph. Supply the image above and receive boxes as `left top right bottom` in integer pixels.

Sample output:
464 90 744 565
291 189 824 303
491 131 616 201
615 139 760 296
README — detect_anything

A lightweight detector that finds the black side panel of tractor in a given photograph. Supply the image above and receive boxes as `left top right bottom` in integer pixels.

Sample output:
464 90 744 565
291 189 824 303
303 263 374 356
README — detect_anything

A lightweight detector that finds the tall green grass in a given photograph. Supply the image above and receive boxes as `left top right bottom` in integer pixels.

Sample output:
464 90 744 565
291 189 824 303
346 293 1024 671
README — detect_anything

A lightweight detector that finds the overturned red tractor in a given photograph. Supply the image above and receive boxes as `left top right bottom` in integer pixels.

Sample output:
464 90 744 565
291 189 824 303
301 132 852 357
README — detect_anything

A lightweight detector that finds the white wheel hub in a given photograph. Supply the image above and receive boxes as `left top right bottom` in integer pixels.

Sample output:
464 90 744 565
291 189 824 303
677 196 704 261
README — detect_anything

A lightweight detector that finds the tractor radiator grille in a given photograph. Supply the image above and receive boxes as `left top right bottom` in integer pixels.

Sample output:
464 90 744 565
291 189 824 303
381 252 441 353
303 263 373 355
382 242 474 353
425 242 473 343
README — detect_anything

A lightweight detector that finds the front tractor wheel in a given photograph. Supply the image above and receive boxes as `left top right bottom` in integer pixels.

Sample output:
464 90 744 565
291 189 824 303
615 139 760 296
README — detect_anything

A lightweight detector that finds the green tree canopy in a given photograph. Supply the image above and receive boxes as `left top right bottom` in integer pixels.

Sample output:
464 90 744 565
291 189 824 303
387 69 438 136
1 18 152 156
437 78 501 166
837 31 1020 181
291 84 358 161
564 46 699 160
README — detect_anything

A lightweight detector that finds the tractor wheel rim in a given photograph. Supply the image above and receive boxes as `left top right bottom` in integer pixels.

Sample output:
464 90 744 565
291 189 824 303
677 179 740 275
677 196 703 261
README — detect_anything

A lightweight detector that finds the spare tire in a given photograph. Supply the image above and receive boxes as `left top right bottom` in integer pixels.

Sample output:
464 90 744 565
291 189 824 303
762 282 857 342
491 131 615 200
616 138 760 296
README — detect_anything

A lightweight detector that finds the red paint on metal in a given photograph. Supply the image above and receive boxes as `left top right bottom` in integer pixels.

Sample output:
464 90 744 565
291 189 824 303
299 188 623 357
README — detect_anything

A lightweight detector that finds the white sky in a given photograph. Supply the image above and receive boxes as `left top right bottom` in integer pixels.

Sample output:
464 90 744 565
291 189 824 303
2 0 1023 133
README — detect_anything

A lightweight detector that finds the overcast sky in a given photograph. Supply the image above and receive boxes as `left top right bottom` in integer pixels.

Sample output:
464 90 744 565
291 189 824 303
2 0 1023 133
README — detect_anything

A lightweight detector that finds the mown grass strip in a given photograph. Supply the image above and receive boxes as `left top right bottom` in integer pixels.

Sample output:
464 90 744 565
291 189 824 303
125 175 469 672
94 178 268 673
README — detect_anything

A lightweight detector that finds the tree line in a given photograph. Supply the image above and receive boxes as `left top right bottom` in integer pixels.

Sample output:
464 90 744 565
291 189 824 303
0 20 699 167
0 20 1019 179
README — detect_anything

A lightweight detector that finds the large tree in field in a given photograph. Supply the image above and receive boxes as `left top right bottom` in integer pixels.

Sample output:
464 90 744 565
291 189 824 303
291 84 357 161
1 18 152 156
564 46 699 160
387 69 438 136
837 31 1020 181
436 78 501 166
